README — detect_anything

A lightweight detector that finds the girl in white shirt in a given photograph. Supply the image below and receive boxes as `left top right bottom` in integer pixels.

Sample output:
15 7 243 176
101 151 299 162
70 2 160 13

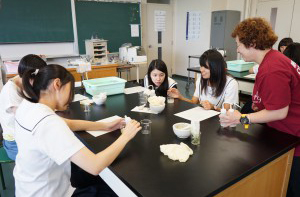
0 54 47 160
144 59 177 97
168 49 239 111
14 64 141 197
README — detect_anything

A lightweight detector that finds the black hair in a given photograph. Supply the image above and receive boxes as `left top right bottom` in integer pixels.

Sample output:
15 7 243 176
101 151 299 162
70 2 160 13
278 37 293 52
18 54 47 78
21 64 74 104
283 42 300 66
147 59 169 97
199 49 227 97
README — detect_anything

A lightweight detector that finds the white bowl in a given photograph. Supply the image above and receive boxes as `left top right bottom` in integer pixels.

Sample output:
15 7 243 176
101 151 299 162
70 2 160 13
172 123 191 139
150 103 165 113
92 95 106 105
148 96 166 105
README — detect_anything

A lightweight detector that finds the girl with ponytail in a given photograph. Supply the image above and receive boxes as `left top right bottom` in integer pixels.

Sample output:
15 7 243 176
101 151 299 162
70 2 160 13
14 64 141 196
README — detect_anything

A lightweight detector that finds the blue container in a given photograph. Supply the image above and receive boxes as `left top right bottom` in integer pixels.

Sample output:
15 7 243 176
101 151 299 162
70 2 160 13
226 60 255 72
83 77 127 96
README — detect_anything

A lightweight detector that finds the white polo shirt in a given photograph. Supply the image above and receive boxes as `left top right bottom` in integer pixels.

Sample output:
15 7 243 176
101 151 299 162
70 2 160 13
0 78 23 141
193 75 239 108
14 99 84 197
143 76 177 89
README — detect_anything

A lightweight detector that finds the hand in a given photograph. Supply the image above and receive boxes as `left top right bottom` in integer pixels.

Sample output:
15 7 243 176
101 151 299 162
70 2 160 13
167 88 181 99
105 118 124 131
122 120 142 141
219 110 241 127
200 100 214 110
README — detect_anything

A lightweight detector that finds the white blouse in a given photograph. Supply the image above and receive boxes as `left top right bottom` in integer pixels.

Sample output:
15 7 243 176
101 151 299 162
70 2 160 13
193 75 239 108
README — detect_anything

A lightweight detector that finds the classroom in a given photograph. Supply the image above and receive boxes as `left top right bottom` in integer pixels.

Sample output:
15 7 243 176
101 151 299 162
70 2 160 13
0 0 300 196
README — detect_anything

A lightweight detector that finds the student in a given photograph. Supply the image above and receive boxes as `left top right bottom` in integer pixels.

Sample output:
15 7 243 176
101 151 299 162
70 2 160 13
0 54 47 160
278 37 293 53
220 17 300 197
144 59 177 97
14 64 141 196
283 42 300 66
168 49 239 111
0 54 124 161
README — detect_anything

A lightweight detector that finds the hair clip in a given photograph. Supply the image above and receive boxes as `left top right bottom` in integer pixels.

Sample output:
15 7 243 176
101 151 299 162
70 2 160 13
33 69 39 76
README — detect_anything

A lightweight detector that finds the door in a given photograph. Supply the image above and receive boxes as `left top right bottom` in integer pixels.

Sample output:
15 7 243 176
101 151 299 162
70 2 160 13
144 2 173 76
256 0 294 49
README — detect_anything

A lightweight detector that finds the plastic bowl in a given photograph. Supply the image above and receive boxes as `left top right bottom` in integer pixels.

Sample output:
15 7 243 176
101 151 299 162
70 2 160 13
172 123 191 139
150 103 165 113
92 95 107 105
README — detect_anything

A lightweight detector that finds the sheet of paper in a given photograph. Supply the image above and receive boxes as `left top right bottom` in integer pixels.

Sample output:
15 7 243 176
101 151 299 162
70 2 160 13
244 74 256 79
174 107 220 122
86 115 122 137
131 106 158 114
73 94 88 102
124 86 146 94
155 10 166 32
75 81 82 87
130 24 139 37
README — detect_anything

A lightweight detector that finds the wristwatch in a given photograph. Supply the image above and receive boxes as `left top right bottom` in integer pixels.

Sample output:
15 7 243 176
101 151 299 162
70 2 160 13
240 114 251 129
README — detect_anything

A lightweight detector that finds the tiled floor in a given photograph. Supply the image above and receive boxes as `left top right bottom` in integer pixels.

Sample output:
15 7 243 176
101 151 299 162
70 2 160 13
0 75 193 196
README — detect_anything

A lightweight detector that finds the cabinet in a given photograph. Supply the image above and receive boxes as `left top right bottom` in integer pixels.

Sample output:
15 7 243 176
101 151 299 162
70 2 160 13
67 64 118 82
6 64 118 82
210 10 240 60
85 40 108 63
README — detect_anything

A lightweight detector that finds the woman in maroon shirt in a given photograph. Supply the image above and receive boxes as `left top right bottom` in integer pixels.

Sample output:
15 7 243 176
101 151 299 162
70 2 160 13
220 17 300 197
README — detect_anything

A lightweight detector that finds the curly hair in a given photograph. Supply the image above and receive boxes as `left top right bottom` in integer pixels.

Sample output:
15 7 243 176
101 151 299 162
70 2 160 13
231 17 278 50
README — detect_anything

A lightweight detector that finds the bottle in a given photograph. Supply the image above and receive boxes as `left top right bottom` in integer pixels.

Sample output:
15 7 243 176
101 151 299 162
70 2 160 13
220 107 227 128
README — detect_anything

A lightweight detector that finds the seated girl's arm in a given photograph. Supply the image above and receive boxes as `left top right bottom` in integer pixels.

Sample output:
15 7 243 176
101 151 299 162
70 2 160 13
70 120 141 175
167 88 199 104
63 118 124 132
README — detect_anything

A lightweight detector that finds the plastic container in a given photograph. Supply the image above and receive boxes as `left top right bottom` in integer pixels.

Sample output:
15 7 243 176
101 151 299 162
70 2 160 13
83 77 126 96
220 108 227 128
226 60 255 72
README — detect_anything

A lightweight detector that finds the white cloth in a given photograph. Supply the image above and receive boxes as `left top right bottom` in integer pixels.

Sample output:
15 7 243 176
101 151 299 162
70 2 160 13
143 76 177 89
193 75 239 108
252 64 259 74
0 78 23 141
14 100 84 197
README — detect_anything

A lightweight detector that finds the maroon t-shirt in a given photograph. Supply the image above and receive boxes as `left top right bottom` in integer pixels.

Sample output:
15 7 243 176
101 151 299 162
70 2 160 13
252 49 300 156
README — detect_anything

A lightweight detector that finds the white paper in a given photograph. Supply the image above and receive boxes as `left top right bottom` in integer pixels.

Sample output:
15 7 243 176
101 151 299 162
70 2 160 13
75 81 82 87
155 10 166 32
186 11 201 40
174 107 220 122
130 24 139 37
124 86 146 95
244 74 256 79
131 106 158 114
73 94 88 102
86 115 122 137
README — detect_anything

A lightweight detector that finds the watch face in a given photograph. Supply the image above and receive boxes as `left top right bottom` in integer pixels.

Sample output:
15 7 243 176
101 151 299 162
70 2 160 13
240 117 249 124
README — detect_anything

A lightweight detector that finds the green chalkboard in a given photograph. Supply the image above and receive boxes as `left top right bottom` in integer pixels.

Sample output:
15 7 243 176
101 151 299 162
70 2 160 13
0 0 74 43
75 1 141 53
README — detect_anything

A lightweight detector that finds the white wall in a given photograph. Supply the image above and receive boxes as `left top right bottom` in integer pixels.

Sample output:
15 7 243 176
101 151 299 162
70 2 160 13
173 0 212 77
290 0 300 42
